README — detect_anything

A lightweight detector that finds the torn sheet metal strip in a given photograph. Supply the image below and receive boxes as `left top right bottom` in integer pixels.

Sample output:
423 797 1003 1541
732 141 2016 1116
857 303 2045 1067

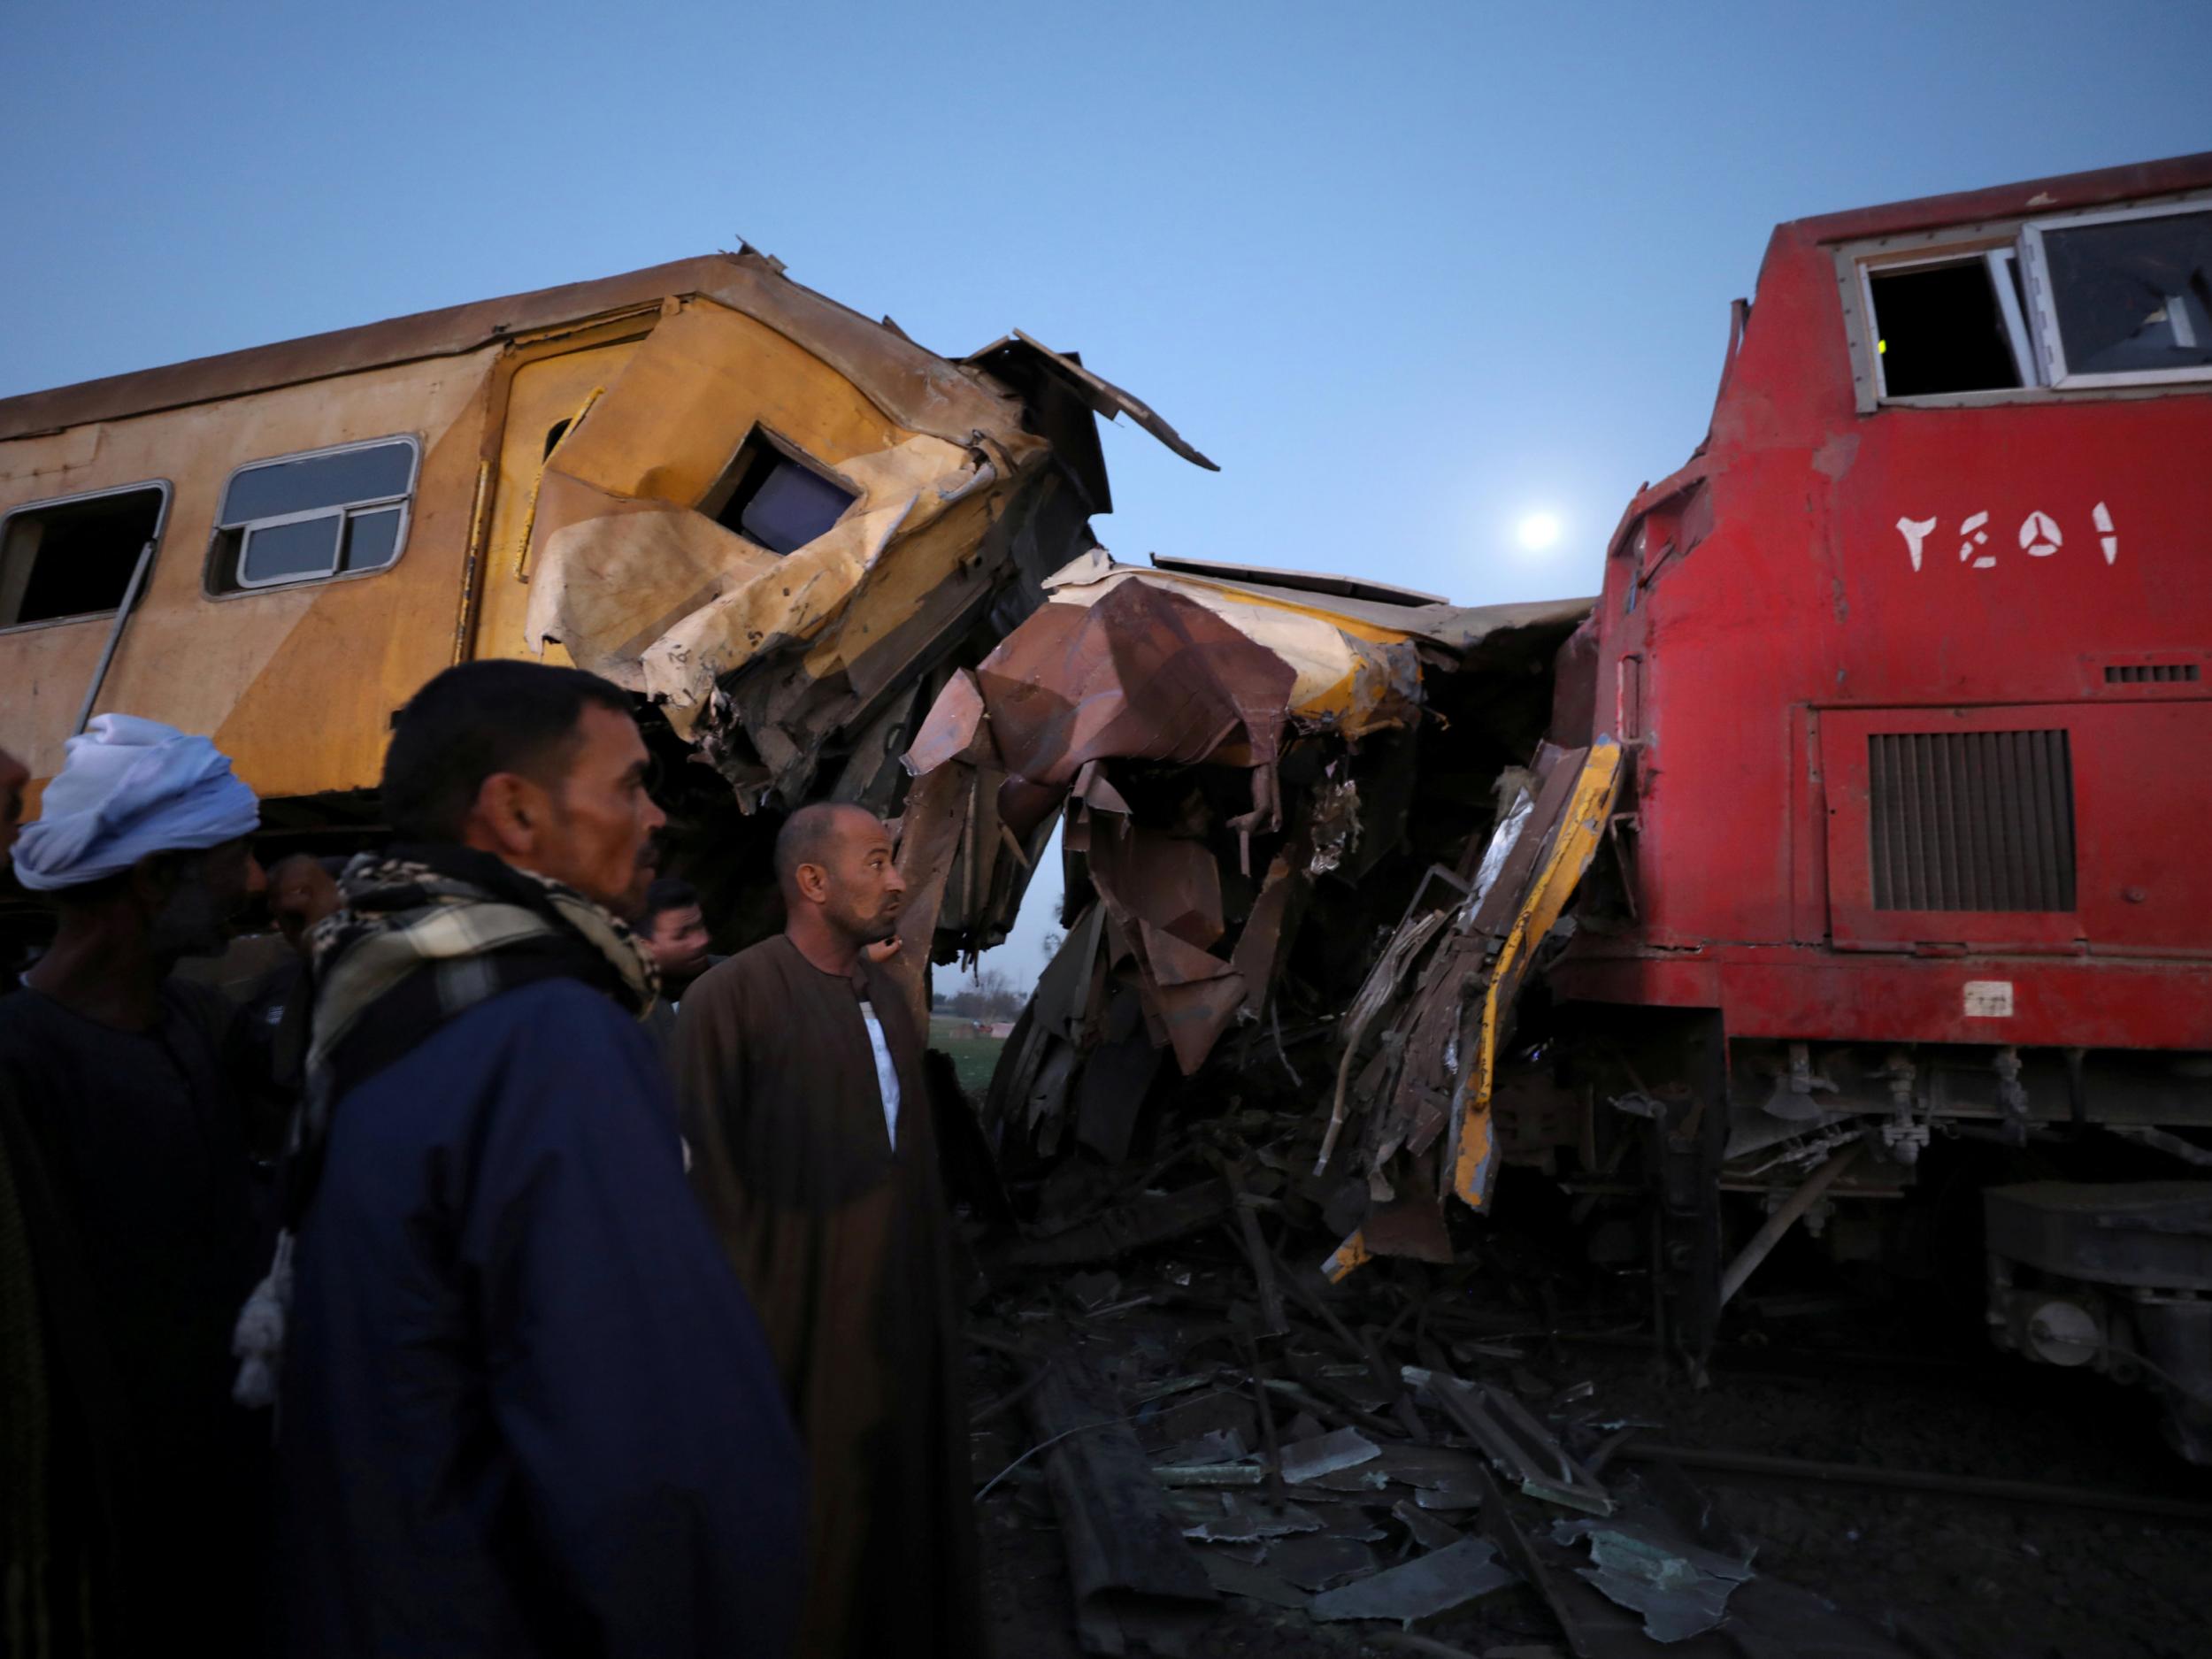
1551 1518 1754 1645
1006 330 1220 472
1025 1351 1216 1653
1450 739 1625 1211
1278 1426 1381 1485
1404 1366 1613 1517
1308 1536 1518 1624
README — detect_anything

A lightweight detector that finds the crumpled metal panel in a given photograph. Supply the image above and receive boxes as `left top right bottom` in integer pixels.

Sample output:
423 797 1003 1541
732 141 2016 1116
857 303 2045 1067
486 280 1216 818
961 578 1298 823
1041 552 1429 740
902 552 1594 1162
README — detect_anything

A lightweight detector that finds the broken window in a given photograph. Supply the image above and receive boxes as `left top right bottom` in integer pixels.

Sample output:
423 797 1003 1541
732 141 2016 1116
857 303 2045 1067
206 436 418 593
2025 204 2212 385
699 430 856 556
1867 253 2032 397
0 482 169 628
1855 200 2212 403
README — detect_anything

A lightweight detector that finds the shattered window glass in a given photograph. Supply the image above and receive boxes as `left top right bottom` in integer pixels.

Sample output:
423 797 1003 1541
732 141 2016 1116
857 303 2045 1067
0 484 167 627
2039 208 2212 380
215 437 416 590
1869 257 2026 396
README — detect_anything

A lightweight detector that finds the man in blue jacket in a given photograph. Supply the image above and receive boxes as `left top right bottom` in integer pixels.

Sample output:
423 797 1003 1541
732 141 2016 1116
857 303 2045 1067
261 660 806 1657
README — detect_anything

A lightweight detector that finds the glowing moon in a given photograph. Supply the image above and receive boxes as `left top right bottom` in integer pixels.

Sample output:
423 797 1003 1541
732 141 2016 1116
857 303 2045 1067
1517 511 1562 552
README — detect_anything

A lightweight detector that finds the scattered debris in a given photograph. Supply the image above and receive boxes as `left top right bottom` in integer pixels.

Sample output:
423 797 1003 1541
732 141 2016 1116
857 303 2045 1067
1552 1518 1754 1644
1279 1425 1381 1484
1199 1553 1308 1610
1023 1351 1215 1653
1309 1537 1519 1624
1394 1498 1467 1551
1269 1532 1382 1589
1408 1366 1613 1516
1179 1493 1325 1543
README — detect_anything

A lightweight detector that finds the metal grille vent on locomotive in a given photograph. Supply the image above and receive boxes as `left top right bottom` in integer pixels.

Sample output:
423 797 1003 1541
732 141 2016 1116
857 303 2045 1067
1868 730 2077 911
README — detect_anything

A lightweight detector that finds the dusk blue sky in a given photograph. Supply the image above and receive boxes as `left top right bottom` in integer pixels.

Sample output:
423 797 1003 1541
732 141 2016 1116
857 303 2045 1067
5 2 2205 980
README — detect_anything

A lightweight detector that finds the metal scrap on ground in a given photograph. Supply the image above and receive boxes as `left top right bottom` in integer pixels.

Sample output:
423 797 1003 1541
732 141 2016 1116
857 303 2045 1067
968 1139 1917 1655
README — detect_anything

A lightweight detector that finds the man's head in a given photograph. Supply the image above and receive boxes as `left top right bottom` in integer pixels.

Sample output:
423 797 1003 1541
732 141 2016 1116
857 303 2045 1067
48 839 266 963
636 875 711 985
12 716 265 963
381 661 665 913
269 853 344 953
774 803 906 950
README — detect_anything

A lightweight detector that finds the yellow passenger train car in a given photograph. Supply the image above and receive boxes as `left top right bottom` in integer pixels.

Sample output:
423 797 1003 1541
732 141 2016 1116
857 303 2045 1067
0 250 1207 941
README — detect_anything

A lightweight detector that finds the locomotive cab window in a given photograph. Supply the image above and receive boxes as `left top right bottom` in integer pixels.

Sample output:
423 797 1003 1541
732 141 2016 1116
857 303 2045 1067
206 436 418 595
1852 196 2212 406
2024 204 2212 387
699 428 857 557
1867 254 2032 396
0 482 170 629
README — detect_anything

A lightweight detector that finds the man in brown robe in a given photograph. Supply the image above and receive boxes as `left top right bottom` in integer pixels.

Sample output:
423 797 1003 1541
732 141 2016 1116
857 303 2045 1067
675 803 981 1658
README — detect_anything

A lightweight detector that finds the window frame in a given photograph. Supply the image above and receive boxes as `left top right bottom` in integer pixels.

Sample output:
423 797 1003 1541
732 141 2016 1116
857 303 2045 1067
207 434 420 595
1855 239 2032 402
1832 186 2212 413
0 478 173 634
2019 199 2212 390
697 426 861 557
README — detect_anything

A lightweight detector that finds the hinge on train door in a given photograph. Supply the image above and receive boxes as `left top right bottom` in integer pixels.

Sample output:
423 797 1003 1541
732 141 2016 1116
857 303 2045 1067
1606 811 1641 921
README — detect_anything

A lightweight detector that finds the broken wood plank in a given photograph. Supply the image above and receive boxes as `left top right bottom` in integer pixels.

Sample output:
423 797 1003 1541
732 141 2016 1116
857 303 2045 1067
1224 1164 1289 1338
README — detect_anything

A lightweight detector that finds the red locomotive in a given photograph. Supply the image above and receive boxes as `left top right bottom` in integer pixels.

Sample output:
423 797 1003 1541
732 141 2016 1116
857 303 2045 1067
1542 152 2212 1450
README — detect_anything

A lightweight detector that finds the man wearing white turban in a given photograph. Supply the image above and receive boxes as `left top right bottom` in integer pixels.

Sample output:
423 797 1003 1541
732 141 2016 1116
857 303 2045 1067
0 716 268 1652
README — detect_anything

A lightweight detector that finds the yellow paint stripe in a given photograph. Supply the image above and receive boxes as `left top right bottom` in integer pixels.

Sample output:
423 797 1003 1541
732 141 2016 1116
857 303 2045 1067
1141 572 1419 646
1322 1227 1372 1283
1452 741 1625 1209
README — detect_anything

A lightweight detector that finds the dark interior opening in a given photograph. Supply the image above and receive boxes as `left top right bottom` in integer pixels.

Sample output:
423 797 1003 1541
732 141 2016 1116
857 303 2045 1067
1 487 165 626
703 435 856 556
1870 260 2024 396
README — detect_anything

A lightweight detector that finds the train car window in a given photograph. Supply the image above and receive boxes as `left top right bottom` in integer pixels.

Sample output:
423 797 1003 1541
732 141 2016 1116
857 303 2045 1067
699 429 857 557
0 482 170 629
206 437 419 593
2025 204 2212 386
1868 256 2031 396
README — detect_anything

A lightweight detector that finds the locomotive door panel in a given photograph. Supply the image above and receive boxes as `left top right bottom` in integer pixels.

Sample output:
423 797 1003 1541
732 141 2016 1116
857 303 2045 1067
1823 702 2212 953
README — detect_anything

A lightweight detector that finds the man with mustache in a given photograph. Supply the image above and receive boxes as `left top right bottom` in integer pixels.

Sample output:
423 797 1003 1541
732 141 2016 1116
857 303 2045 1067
675 802 980 1658
258 661 804 1658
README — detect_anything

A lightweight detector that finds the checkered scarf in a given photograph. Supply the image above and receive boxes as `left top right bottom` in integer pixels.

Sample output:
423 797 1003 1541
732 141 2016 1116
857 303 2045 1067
233 845 657 1409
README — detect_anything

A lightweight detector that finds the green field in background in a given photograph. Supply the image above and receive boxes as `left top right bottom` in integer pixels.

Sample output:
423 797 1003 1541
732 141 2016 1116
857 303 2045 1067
928 1015 1007 1097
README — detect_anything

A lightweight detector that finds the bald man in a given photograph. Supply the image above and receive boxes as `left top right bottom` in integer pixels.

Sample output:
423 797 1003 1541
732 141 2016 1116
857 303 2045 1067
674 803 980 1659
